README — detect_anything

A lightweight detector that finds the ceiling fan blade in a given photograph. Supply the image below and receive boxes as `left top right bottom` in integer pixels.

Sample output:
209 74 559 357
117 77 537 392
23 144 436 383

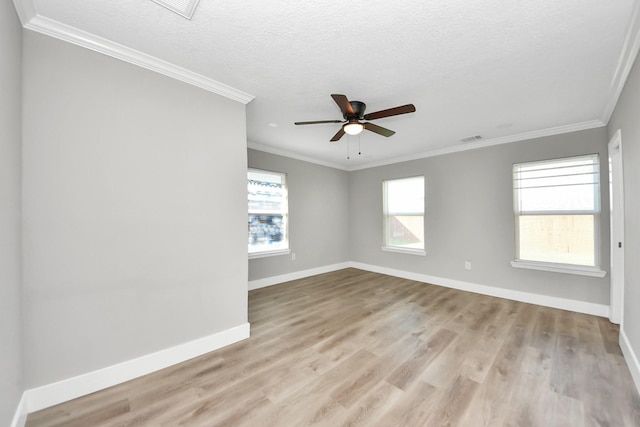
364 122 395 137
294 120 343 125
331 94 355 116
363 104 416 121
330 127 346 142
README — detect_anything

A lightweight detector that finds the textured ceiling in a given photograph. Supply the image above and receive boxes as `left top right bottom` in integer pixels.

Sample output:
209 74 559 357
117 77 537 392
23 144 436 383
14 0 640 169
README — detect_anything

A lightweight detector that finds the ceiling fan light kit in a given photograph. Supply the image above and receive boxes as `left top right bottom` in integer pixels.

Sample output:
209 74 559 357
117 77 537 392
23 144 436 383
295 94 416 142
344 122 364 135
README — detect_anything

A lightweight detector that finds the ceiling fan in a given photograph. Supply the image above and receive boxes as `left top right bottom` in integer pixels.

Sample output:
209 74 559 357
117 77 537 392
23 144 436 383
294 94 416 142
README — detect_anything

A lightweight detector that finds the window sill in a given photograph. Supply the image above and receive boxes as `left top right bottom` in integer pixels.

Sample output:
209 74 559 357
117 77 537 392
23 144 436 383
381 246 426 256
249 249 291 260
510 260 607 278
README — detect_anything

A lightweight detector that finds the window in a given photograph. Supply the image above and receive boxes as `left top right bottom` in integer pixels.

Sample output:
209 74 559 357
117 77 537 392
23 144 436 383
248 169 289 258
382 176 425 255
512 154 605 277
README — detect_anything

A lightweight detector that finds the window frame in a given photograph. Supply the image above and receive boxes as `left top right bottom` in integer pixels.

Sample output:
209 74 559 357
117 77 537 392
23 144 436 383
511 154 606 277
248 168 290 259
382 175 426 256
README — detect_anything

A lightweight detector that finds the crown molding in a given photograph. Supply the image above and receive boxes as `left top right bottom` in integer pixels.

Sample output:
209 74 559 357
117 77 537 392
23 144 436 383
11 0 35 24
601 0 640 123
247 142 349 171
250 120 605 172
13 1 254 105
249 120 606 172
150 0 201 20
347 119 606 171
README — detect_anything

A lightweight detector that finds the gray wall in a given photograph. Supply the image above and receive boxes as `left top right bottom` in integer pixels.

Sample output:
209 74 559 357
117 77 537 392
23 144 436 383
608 53 640 364
350 128 610 305
248 149 350 281
0 2 23 425
22 32 249 387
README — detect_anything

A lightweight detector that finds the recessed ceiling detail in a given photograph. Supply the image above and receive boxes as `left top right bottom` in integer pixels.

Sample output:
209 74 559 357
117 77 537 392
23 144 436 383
150 0 200 19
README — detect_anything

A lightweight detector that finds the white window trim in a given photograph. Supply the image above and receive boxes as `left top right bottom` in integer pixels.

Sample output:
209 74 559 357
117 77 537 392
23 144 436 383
512 154 603 273
383 175 426 254
511 259 606 278
249 248 291 260
381 246 426 256
248 168 289 258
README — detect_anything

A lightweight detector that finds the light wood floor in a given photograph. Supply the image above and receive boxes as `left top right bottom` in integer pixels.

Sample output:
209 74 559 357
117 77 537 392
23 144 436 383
27 268 640 426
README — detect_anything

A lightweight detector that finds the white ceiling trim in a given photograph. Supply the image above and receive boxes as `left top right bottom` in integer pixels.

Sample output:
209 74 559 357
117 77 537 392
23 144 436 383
13 1 254 105
347 120 606 171
601 0 640 123
249 120 605 172
247 142 349 171
11 0 35 24
150 0 201 20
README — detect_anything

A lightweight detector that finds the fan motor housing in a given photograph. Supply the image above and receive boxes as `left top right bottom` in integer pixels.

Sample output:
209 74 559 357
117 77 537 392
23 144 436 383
347 101 366 120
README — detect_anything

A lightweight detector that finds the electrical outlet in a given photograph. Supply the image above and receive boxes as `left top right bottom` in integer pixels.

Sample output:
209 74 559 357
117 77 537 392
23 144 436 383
292 253 296 261
464 261 471 270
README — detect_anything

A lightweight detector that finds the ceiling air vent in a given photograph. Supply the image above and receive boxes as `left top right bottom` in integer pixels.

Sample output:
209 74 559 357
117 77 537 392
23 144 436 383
460 135 483 143
150 0 201 19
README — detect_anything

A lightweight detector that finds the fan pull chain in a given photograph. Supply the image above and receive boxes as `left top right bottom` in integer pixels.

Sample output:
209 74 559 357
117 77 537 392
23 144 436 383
358 134 362 155
346 136 350 160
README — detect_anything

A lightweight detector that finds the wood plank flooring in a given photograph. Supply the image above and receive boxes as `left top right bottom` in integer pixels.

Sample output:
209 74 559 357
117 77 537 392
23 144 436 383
26 268 640 426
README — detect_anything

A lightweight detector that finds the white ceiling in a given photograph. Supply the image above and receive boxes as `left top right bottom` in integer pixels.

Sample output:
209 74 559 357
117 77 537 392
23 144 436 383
13 0 640 170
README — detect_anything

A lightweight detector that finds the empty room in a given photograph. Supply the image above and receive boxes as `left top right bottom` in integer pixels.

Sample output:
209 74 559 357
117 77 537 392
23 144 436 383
3 1 640 426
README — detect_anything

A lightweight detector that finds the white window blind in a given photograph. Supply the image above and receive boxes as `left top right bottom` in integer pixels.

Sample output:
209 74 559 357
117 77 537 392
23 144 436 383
513 154 600 267
383 176 425 253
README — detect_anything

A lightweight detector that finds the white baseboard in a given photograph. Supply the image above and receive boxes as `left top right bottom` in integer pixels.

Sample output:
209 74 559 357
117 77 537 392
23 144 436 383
620 328 640 394
349 262 609 318
249 262 351 290
10 392 28 427
24 322 250 413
